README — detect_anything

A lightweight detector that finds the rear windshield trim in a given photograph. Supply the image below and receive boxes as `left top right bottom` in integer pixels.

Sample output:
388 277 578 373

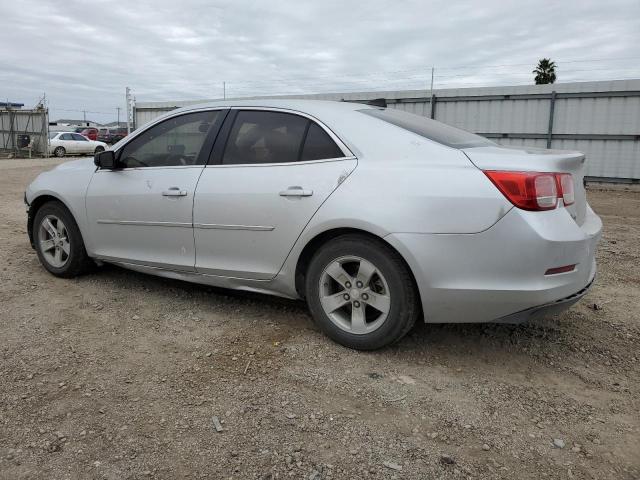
359 108 494 149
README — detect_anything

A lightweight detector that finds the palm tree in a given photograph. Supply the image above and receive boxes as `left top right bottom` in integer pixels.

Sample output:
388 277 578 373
533 58 557 84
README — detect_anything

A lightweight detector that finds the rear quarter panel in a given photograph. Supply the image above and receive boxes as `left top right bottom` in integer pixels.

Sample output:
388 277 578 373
274 128 512 295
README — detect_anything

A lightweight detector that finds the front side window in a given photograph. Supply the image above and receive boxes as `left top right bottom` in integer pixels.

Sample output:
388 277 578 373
118 110 219 168
222 110 344 165
72 133 88 141
360 108 494 149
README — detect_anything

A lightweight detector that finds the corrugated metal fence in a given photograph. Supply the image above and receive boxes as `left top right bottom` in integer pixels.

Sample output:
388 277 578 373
134 79 640 181
0 108 49 156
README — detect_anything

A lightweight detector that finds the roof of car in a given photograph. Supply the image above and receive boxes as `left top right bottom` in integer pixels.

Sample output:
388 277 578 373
172 98 372 118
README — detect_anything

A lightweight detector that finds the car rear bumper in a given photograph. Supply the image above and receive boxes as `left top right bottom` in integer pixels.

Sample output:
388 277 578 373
493 272 595 324
385 204 602 323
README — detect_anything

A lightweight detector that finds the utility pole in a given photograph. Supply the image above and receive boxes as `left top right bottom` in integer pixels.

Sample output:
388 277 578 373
116 106 121 126
429 66 435 118
125 87 132 134
223 81 226 100
43 92 49 158
83 110 87 125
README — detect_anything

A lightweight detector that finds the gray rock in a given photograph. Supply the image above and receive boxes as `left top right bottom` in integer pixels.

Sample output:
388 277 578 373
212 416 224 432
440 455 456 465
383 461 402 471
553 438 565 449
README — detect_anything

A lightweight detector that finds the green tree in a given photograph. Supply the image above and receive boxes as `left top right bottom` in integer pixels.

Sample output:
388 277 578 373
533 58 557 84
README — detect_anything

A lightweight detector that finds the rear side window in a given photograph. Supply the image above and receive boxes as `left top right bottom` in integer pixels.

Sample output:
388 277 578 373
223 111 308 164
360 108 494 149
222 110 345 165
300 123 344 161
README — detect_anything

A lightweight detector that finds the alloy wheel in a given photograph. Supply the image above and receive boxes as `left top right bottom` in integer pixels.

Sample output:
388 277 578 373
38 215 70 268
318 255 391 334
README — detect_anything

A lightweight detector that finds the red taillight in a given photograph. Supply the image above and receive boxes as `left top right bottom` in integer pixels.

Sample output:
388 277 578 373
557 173 575 206
484 171 575 211
483 171 557 211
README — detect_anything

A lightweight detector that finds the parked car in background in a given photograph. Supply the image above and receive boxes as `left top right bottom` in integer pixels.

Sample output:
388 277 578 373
80 128 98 141
109 127 128 143
97 128 113 143
29 100 602 350
96 127 127 144
74 127 98 141
48 132 107 157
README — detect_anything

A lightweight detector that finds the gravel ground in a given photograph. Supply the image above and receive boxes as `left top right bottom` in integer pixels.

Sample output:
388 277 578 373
0 158 638 480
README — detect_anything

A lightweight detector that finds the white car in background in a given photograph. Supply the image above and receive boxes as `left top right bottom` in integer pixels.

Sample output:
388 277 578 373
48 132 107 157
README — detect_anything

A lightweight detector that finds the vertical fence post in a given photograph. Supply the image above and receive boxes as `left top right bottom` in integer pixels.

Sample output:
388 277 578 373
546 90 556 149
430 94 437 119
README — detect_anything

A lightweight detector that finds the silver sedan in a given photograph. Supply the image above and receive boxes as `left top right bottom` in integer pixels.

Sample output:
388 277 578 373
25 100 602 350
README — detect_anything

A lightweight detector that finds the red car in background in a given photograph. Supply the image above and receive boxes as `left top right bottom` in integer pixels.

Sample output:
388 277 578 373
74 127 98 141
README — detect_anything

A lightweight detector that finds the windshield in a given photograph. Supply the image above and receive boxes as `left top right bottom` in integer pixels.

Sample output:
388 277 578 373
360 108 494 149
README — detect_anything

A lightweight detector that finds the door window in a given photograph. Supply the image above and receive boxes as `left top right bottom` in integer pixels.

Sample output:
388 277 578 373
222 111 308 165
118 110 220 168
222 111 344 165
72 133 89 141
60 133 73 140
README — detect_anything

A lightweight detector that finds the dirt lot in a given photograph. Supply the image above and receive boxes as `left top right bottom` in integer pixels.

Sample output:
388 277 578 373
0 158 638 480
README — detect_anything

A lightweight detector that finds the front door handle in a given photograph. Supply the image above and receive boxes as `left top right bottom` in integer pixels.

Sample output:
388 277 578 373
279 186 313 197
162 187 188 197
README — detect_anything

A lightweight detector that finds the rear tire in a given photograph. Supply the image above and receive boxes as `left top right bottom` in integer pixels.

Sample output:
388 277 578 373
94 146 105 154
305 234 419 350
53 146 66 158
33 201 93 278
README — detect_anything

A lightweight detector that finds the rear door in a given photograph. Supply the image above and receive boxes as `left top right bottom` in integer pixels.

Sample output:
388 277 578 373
193 109 357 279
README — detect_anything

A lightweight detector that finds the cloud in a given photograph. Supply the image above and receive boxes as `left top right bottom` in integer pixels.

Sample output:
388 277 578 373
1 0 638 123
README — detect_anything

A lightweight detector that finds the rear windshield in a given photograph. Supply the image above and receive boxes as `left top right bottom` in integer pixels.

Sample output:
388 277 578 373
359 108 494 149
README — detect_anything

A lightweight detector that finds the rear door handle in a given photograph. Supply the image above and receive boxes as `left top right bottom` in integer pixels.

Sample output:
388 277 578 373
279 186 313 197
162 187 188 197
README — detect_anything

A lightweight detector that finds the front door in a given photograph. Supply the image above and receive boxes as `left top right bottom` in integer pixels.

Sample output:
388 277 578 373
194 109 357 279
85 109 225 271
71 133 92 154
58 133 77 153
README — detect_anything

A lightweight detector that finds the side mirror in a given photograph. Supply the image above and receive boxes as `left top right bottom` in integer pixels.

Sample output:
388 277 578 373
94 150 116 169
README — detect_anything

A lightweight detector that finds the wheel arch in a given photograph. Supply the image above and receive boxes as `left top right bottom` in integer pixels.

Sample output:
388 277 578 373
293 227 422 311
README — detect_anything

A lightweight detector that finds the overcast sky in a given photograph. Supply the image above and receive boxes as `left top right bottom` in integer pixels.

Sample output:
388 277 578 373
1 0 639 123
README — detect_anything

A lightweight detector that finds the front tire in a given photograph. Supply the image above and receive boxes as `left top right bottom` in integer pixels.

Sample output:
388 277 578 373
53 146 66 157
33 201 93 278
305 234 420 350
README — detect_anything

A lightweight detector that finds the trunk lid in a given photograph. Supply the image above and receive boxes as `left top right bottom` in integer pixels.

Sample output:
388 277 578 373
463 145 587 225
